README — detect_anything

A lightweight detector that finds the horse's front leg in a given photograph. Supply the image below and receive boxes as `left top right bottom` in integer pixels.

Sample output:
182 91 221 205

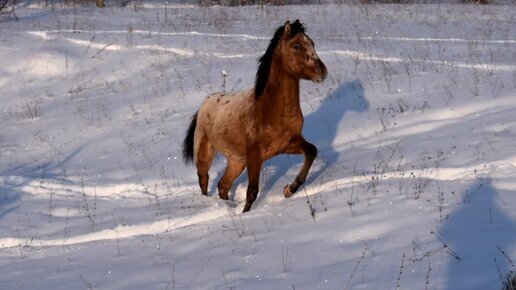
283 135 318 198
243 145 263 213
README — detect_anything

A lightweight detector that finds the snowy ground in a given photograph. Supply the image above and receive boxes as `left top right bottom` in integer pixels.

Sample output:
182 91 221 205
1 2 515 289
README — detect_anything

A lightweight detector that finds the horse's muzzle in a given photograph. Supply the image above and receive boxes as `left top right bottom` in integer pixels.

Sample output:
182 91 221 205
315 59 328 83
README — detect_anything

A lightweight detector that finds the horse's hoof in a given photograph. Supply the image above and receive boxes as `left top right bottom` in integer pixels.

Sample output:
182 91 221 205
284 184 294 198
219 192 229 200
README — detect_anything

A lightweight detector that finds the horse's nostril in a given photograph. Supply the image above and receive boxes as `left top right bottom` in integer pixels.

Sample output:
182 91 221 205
317 60 328 80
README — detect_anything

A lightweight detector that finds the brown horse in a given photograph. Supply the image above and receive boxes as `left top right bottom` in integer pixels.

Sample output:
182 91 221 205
182 20 327 212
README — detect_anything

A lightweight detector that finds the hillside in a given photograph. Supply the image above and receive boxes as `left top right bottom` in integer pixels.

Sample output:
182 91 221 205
0 2 515 289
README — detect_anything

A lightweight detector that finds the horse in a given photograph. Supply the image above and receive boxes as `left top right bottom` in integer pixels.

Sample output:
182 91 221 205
182 20 328 212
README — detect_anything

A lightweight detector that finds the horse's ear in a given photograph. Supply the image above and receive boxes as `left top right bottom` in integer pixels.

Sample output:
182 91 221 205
283 20 291 37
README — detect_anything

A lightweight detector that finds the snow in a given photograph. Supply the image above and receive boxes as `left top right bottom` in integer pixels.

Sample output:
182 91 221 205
1 2 515 290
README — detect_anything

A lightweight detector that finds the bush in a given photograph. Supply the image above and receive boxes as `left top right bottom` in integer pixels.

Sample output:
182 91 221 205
502 271 516 290
0 0 16 18
42 0 108 7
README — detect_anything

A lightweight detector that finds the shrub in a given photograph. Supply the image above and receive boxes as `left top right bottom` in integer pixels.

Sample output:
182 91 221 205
502 271 516 290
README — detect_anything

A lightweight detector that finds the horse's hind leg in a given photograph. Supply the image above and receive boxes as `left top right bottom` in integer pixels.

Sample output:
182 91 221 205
282 135 318 198
217 159 246 200
195 136 215 196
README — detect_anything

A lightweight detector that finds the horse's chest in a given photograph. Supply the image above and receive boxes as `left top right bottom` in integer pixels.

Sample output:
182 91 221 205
258 121 302 158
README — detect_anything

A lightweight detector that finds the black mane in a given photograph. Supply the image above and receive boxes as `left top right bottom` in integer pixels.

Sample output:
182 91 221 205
254 20 305 99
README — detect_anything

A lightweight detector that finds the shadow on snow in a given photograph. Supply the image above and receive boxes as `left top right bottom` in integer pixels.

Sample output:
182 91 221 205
441 178 515 290
0 147 83 219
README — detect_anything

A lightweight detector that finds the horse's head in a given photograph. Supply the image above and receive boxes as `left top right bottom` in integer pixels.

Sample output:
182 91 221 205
279 20 328 83
255 20 328 99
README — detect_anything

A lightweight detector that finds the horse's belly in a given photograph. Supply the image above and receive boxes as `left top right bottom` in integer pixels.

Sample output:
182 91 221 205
211 131 247 160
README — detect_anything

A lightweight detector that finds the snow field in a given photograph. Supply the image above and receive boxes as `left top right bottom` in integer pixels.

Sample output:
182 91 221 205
0 2 515 289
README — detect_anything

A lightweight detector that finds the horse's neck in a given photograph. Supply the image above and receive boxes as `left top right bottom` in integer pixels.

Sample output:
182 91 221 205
259 70 301 117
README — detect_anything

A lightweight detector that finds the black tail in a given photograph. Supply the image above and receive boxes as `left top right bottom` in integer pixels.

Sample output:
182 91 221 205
182 112 198 164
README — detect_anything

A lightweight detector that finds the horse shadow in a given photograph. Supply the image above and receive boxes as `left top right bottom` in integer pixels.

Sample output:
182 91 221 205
440 178 515 290
0 147 83 219
255 79 368 204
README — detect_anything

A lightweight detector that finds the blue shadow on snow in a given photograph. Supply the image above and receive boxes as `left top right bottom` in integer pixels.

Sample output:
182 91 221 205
0 147 83 219
441 178 515 290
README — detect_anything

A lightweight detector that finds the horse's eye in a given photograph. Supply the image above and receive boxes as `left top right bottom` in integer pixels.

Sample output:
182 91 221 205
294 44 301 51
